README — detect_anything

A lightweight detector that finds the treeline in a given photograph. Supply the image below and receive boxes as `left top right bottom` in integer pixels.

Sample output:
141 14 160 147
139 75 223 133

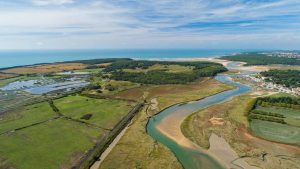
251 110 284 118
248 96 300 124
64 58 132 65
249 114 286 124
220 53 300 66
256 97 300 109
103 60 224 72
260 69 300 88
105 60 227 84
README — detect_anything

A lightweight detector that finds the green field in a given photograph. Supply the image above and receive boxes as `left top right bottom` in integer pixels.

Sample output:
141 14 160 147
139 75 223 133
0 94 135 168
0 102 57 133
74 68 104 73
54 95 134 129
0 118 104 169
249 98 300 145
250 119 300 145
256 106 300 127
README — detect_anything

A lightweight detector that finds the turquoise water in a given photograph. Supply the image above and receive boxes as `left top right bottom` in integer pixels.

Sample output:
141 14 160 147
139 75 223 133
0 49 245 69
147 74 251 169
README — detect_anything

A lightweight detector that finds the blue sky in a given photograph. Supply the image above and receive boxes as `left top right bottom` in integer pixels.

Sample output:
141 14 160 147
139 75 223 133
0 0 300 49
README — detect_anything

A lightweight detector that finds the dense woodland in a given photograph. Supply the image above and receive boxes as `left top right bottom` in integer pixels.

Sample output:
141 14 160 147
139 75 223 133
221 53 300 65
260 69 300 88
66 58 131 65
104 60 227 84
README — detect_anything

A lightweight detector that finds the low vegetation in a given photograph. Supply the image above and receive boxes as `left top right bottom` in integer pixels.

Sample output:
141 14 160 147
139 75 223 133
54 95 135 129
248 95 300 145
0 102 57 134
100 78 233 169
0 118 104 169
221 53 300 65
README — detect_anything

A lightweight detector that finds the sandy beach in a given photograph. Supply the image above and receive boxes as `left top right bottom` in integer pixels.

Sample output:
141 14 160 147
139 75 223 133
175 57 271 73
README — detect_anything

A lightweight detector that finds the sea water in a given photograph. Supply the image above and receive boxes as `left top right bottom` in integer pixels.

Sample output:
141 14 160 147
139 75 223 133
0 49 245 69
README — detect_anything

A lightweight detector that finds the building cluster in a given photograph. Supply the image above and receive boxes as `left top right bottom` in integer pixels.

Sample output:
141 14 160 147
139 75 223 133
260 51 300 59
236 75 300 95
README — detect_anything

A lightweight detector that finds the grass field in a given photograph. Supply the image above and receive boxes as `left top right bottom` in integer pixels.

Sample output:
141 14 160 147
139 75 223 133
0 94 136 169
100 78 234 169
0 102 57 133
255 106 300 127
54 95 135 129
249 99 300 144
0 118 104 169
250 119 300 145
74 68 104 73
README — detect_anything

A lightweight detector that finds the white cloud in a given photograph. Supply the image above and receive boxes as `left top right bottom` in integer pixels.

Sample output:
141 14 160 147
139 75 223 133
0 0 300 49
31 0 75 6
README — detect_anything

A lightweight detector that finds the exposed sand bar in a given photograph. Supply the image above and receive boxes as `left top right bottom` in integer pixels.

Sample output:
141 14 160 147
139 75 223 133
155 108 259 169
155 108 228 168
208 133 259 169
175 57 270 73
175 57 232 67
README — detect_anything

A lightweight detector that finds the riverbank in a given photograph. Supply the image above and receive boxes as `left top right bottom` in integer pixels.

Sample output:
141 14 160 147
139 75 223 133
99 78 234 169
146 74 252 169
182 92 300 169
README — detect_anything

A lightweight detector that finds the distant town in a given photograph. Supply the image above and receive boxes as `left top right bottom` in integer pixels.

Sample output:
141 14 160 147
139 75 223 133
236 74 300 95
260 51 300 59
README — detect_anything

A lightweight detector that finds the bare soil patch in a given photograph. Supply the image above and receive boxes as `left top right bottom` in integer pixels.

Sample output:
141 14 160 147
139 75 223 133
209 117 224 125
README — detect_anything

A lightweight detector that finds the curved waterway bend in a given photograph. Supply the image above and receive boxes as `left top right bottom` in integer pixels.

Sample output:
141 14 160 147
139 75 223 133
147 74 251 169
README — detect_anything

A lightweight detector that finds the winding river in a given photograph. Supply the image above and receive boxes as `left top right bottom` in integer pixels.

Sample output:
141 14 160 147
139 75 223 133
147 64 253 169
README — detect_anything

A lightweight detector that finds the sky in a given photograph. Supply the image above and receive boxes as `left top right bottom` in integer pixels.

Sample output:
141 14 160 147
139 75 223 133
0 0 300 50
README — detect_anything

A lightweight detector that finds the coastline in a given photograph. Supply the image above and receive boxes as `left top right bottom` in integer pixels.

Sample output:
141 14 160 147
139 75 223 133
0 49 242 69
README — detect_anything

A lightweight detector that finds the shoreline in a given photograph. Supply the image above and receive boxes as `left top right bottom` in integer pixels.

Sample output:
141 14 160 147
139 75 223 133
0 55 268 74
0 54 231 70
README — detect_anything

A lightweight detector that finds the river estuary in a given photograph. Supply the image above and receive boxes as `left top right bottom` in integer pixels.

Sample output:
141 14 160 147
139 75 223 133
147 65 252 169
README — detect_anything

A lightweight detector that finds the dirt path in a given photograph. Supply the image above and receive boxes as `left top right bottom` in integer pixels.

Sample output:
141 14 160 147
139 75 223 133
149 98 158 110
90 124 130 169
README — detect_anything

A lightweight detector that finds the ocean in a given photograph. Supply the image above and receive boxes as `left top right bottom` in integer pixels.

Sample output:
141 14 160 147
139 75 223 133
0 49 246 69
